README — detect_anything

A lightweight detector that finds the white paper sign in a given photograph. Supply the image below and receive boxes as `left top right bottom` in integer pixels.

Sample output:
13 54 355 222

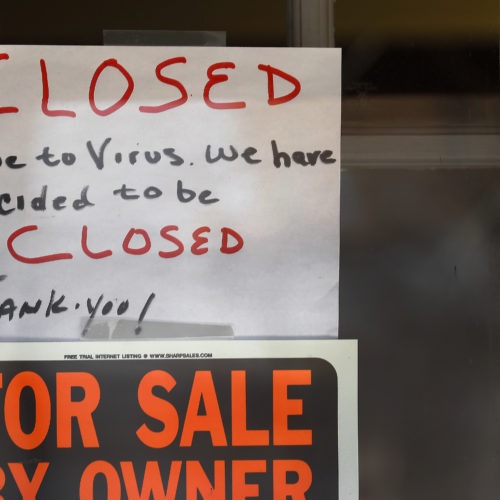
0 46 341 339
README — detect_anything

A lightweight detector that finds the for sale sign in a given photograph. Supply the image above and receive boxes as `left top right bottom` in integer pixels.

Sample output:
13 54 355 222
0 339 357 499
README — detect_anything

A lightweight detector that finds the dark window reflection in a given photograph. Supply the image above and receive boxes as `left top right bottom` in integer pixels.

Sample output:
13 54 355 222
335 0 500 94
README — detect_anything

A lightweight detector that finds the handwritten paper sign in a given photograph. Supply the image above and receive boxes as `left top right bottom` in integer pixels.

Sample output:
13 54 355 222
0 46 341 339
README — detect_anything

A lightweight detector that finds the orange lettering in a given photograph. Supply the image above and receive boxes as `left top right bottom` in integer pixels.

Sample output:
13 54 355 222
80 461 121 500
231 371 269 446
136 370 179 448
232 460 266 500
4 372 51 449
121 461 181 500
273 370 312 445
186 461 225 500
180 371 227 447
8 463 50 500
56 372 100 448
273 460 312 500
